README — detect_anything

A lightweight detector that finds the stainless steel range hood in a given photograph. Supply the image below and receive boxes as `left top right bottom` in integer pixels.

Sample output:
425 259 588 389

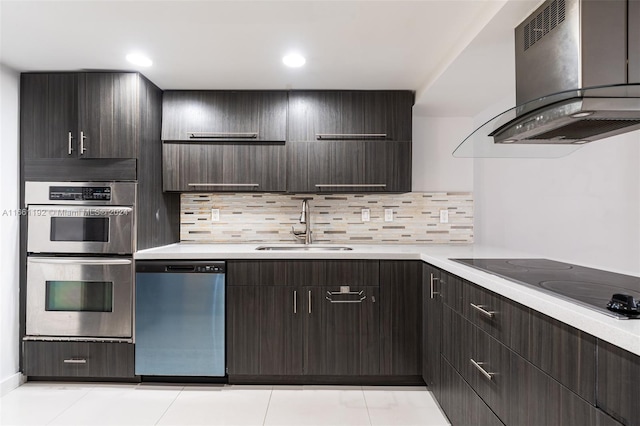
454 0 640 158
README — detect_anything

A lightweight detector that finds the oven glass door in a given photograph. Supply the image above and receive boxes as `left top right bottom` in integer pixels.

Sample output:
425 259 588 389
27 205 134 254
27 257 132 338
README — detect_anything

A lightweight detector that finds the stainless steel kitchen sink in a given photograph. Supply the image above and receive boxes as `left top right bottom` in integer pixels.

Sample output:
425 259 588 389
255 245 353 251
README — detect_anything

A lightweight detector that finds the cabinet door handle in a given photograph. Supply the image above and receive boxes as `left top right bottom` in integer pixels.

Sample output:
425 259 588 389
315 184 387 188
293 290 297 314
63 358 87 364
67 132 73 155
470 359 494 380
308 290 312 314
188 132 258 139
470 303 495 318
316 133 387 140
80 131 87 154
430 273 440 299
187 183 260 187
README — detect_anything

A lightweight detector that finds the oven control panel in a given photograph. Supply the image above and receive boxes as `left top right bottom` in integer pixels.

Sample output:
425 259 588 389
49 186 112 201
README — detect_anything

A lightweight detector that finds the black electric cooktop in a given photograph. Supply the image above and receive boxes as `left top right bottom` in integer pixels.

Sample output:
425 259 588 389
451 258 640 319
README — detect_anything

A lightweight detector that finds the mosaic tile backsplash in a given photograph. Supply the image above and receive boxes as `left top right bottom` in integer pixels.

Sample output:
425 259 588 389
181 192 473 244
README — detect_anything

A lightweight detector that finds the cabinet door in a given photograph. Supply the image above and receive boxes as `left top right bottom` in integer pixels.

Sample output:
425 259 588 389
299 140 411 193
380 261 422 375
304 286 380 376
21 73 78 159
423 264 442 397
162 91 287 141
288 91 413 142
78 73 138 158
163 142 286 192
226 285 302 376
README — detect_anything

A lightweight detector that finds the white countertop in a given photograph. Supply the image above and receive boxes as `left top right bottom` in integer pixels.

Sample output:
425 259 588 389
136 243 640 356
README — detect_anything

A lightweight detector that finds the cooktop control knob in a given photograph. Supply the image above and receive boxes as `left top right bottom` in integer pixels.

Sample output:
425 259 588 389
607 293 640 316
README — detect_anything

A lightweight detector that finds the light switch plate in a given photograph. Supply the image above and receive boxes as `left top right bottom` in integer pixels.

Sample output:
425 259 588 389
361 208 370 222
384 209 394 222
211 209 220 222
439 209 449 224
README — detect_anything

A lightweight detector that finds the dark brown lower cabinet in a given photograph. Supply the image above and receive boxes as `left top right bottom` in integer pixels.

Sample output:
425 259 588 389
226 285 302 376
23 341 134 378
597 339 640 426
226 260 381 379
439 356 505 426
305 286 380 376
380 261 422 376
422 263 442 398
432 260 628 426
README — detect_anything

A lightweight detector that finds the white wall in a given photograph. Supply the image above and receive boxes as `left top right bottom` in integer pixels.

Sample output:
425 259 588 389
473 128 640 275
0 63 21 395
412 115 474 192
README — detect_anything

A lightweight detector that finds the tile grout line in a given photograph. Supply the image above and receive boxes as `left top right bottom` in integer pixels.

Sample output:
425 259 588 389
45 385 95 425
362 386 374 426
262 386 274 426
153 385 184 426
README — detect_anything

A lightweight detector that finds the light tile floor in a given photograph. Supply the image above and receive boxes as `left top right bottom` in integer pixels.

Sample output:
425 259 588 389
0 382 449 426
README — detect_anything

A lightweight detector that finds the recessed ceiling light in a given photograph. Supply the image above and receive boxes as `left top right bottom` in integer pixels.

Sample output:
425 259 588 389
573 140 590 144
282 53 306 68
501 139 517 144
126 53 152 67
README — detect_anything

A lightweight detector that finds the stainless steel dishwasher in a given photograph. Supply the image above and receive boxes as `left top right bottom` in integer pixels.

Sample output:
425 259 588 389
135 261 225 377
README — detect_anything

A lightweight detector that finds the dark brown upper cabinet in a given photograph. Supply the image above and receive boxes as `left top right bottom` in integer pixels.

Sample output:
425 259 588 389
286 91 413 193
162 142 286 192
21 72 140 159
287 91 413 142
161 91 288 142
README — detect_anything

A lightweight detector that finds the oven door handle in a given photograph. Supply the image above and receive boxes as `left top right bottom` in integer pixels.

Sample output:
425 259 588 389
27 258 132 265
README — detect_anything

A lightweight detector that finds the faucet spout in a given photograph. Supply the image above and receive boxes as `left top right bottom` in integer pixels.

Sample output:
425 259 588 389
292 198 313 244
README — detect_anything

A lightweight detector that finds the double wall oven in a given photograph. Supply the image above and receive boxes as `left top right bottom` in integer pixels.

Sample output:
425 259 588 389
25 181 136 340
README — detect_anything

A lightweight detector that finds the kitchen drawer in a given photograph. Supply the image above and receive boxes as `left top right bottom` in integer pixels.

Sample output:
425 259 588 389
439 356 505 426
23 341 135 378
462 280 514 346
515 308 597 404
510 345 621 426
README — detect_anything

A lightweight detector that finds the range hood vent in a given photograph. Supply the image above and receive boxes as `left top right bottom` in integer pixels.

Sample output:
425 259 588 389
530 119 640 141
454 0 640 158
523 0 566 51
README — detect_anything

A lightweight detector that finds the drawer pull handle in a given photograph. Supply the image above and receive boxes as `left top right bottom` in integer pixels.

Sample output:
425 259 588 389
188 132 258 139
63 358 87 364
430 273 440 299
315 184 387 188
187 183 260 187
293 290 297 314
470 359 494 380
316 133 387 140
308 290 312 314
470 303 495 318
68 132 73 155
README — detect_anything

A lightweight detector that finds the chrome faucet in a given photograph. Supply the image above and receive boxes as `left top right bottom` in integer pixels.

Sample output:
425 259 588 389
292 198 313 244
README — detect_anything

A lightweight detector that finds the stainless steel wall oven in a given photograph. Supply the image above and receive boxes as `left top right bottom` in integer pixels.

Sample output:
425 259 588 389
25 181 135 340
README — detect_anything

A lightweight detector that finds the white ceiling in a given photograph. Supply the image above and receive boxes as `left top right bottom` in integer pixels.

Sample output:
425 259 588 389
0 0 541 116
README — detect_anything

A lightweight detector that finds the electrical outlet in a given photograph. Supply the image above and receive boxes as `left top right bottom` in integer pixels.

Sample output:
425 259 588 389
439 209 449 224
361 208 370 222
211 209 220 222
384 209 394 222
